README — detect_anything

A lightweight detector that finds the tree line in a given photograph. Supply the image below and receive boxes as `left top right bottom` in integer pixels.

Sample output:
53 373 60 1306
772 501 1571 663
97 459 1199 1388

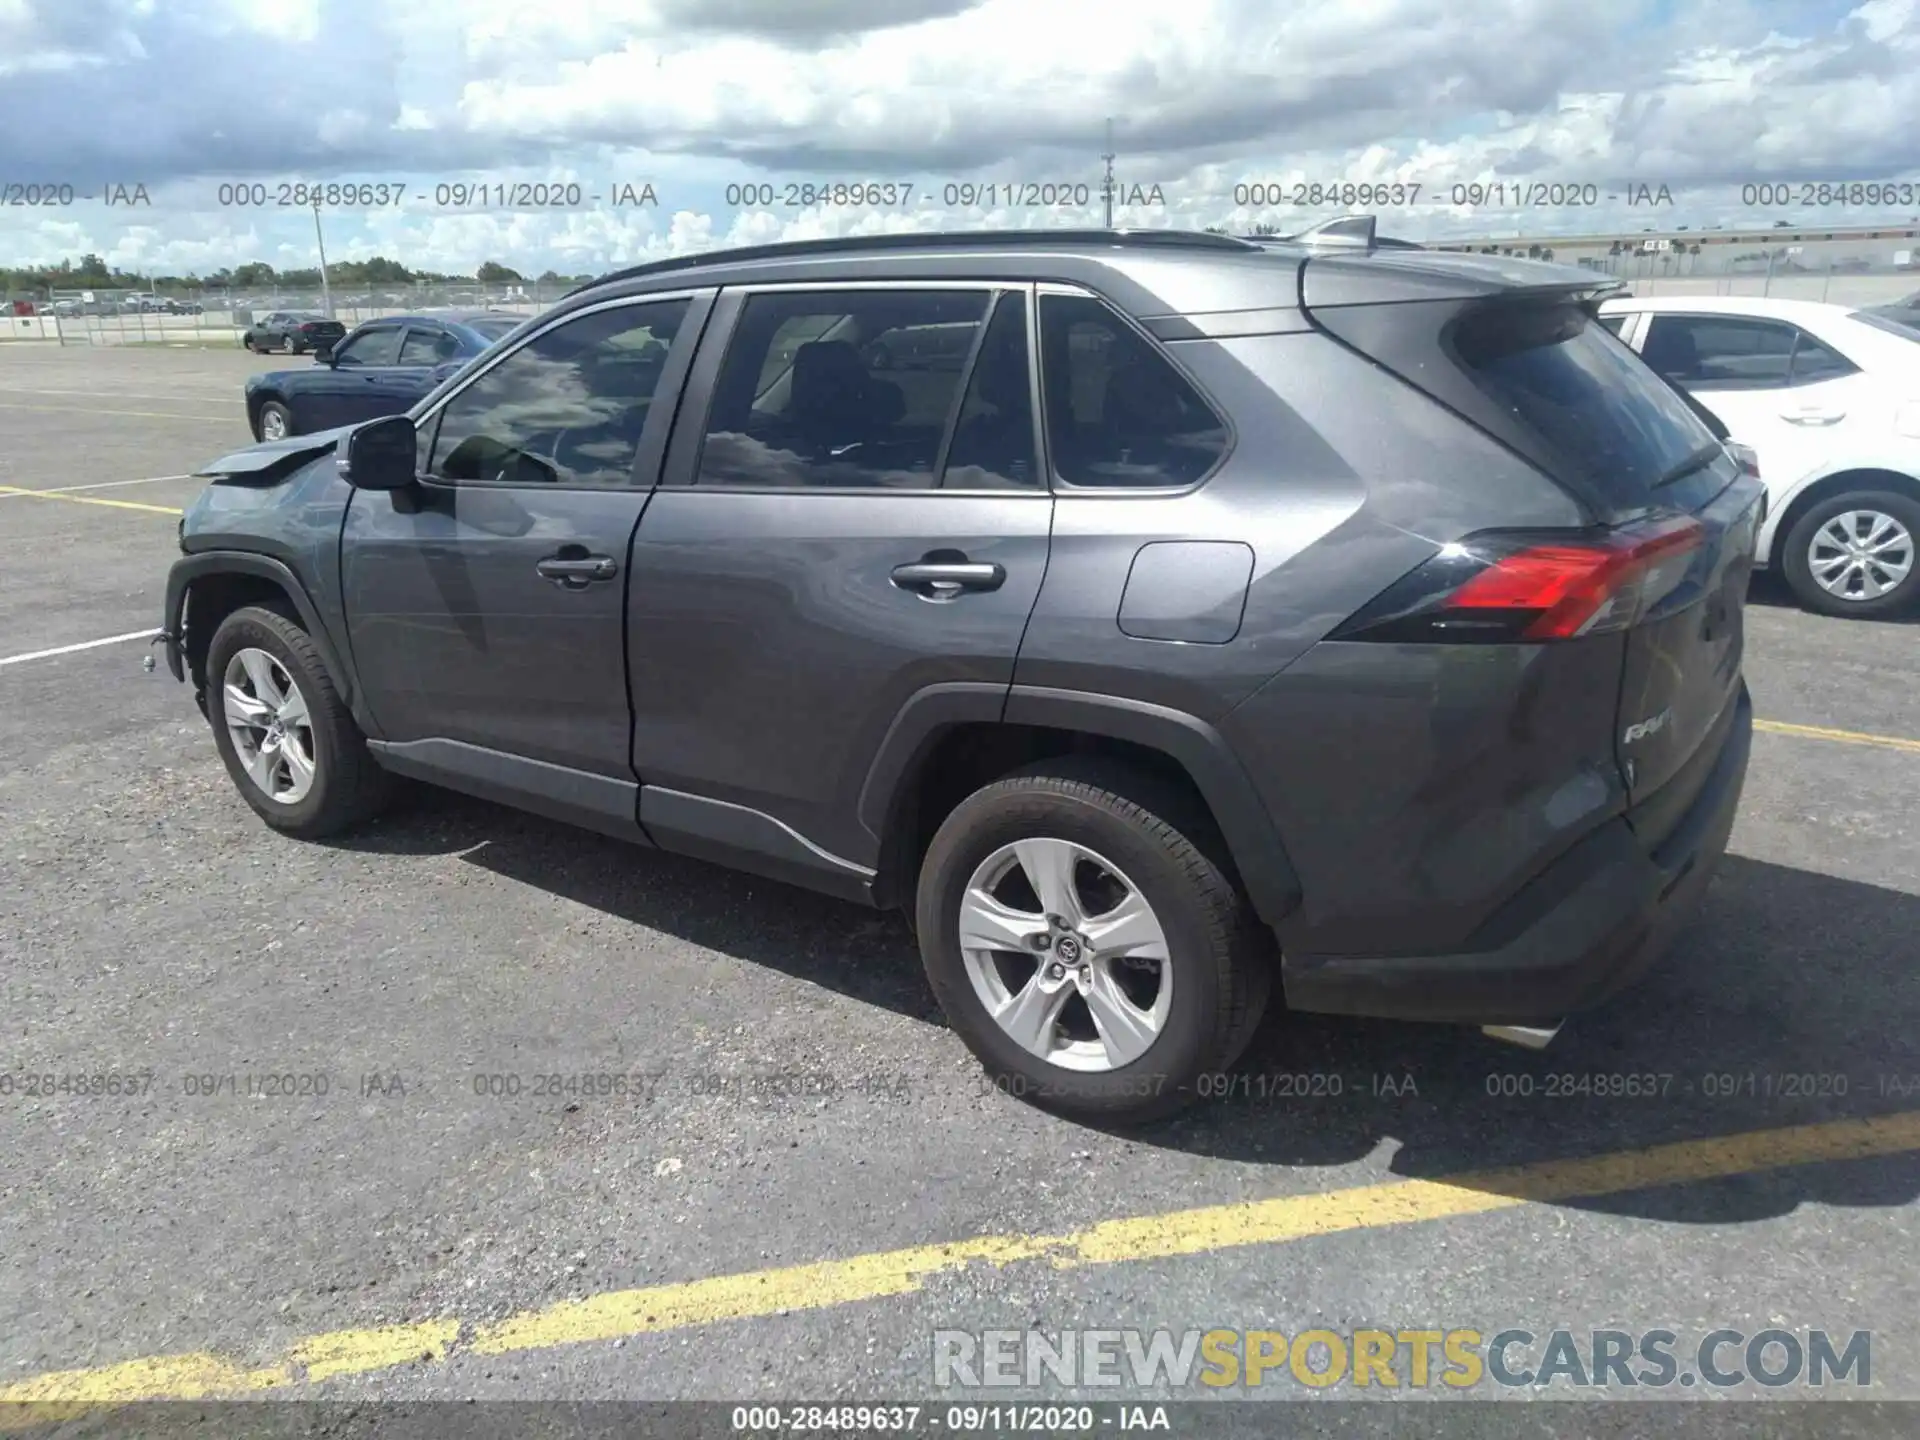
1 255 595 296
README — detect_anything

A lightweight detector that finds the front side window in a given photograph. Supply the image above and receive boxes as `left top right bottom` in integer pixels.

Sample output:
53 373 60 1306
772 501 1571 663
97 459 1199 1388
335 328 404 367
696 289 995 489
397 328 445 366
427 298 687 487
1038 293 1229 488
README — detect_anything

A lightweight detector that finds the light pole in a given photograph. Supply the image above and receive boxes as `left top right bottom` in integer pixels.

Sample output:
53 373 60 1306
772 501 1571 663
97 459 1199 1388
1101 117 1116 229
312 196 334 318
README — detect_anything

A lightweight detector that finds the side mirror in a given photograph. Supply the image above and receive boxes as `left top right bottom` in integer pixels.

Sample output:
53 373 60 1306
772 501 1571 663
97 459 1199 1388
340 415 416 491
313 344 335 364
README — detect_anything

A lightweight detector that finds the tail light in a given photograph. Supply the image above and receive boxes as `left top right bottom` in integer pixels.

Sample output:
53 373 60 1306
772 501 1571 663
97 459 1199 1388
1726 441 1760 480
1331 516 1705 644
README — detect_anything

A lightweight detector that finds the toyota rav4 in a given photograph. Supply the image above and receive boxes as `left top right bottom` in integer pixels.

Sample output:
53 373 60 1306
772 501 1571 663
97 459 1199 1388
159 225 1761 1122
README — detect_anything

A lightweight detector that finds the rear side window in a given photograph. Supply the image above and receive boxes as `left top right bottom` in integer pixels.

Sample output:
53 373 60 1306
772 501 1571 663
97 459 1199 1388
397 329 444 366
1640 314 1858 389
1038 294 1229 488
1449 302 1718 503
696 289 999 489
1598 313 1629 336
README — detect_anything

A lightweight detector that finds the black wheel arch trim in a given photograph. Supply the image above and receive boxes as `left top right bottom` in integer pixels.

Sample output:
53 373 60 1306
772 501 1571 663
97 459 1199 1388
163 551 362 714
857 681 1303 925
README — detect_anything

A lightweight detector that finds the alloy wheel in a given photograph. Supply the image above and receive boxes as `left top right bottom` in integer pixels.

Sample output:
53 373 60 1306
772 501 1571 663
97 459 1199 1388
260 407 288 441
957 837 1173 1073
1807 509 1915 602
222 647 316 804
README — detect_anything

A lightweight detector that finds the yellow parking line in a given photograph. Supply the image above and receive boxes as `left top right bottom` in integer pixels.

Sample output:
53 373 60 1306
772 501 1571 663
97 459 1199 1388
4 1109 1917 1406
0 401 233 423
0 485 182 516
1756 718 1920 755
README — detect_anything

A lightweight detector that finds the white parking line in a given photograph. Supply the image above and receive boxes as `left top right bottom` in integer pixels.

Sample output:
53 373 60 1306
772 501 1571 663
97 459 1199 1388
0 474 194 496
0 631 156 668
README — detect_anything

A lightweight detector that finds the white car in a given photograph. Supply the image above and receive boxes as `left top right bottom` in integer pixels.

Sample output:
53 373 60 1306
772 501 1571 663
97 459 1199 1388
1599 295 1920 617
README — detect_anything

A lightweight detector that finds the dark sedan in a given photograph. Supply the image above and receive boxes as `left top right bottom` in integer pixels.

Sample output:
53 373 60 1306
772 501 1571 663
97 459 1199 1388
243 311 347 355
244 311 524 440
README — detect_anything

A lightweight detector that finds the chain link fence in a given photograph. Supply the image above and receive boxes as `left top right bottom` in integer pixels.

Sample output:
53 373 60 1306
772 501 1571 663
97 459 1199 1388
8 232 1920 345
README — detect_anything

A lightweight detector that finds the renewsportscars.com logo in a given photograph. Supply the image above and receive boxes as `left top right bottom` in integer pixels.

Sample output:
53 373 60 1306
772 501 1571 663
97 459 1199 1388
932 1327 1872 1391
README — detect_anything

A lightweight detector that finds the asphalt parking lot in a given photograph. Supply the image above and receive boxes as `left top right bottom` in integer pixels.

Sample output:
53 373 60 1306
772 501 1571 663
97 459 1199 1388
3 342 1919 1422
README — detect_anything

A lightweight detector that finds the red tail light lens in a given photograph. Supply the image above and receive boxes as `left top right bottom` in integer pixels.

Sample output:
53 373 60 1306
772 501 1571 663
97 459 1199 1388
1332 516 1705 644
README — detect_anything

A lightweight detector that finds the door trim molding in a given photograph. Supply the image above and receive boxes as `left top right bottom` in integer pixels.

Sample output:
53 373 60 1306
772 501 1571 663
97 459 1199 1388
367 737 646 843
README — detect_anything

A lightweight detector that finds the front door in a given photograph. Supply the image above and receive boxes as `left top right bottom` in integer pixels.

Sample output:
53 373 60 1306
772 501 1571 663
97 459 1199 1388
627 284 1052 874
305 324 405 429
341 293 705 782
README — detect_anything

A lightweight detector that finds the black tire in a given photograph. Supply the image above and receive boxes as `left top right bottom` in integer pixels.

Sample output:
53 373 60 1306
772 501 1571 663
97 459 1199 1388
242 334 256 353
1779 489 1920 619
916 758 1272 1124
256 400 295 442
205 605 391 839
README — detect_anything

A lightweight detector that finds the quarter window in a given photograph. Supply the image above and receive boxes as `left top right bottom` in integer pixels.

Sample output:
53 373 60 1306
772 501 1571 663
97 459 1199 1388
695 289 996 489
427 299 688 487
1038 294 1229 488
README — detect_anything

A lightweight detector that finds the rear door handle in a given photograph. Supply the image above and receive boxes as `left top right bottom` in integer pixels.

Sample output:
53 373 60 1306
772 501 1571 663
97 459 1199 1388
537 553 619 588
889 561 1006 597
1782 407 1844 425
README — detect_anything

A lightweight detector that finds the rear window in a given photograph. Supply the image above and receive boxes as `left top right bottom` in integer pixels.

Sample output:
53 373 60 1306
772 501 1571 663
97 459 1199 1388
1448 302 1720 504
469 319 519 342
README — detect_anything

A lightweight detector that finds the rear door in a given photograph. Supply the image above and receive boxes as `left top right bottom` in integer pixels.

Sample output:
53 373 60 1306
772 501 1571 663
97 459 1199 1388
627 283 1052 878
1314 286 1764 812
1633 312 1866 493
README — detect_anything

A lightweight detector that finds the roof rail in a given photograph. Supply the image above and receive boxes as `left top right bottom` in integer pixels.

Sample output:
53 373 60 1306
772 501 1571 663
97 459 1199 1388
565 228 1263 298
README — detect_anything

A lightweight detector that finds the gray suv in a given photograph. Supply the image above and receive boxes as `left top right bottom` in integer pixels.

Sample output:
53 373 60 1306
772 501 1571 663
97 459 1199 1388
160 228 1762 1122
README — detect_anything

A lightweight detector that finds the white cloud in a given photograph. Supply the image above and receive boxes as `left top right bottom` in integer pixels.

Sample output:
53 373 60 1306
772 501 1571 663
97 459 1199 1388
2 0 1919 276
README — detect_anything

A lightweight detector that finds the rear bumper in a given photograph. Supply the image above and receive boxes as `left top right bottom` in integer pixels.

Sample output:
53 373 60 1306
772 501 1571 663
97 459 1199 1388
1282 683 1752 1025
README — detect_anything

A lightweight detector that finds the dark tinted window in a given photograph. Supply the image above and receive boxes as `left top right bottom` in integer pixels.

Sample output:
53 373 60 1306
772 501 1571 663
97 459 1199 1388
397 328 444 365
1598 313 1629 336
429 298 687 487
941 294 1039 490
1451 302 1718 500
468 318 519 342
334 327 404 366
1641 315 1795 387
696 289 990 488
1788 332 1858 383
1039 294 1228 488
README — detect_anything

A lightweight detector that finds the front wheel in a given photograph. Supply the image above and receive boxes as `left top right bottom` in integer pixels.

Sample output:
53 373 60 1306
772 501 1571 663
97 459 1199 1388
915 761 1271 1123
205 605 392 838
257 400 294 442
1780 490 1920 618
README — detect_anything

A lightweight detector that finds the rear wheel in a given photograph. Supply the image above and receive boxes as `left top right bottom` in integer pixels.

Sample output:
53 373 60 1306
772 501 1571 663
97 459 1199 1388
916 760 1271 1123
1781 489 1920 618
205 605 392 838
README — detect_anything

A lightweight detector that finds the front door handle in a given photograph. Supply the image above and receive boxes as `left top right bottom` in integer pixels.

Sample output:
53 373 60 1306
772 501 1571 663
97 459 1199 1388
889 561 1005 598
537 552 619 588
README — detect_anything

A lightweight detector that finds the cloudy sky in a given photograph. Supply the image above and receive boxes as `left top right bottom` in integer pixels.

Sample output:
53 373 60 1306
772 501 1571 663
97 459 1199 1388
2 0 1918 277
